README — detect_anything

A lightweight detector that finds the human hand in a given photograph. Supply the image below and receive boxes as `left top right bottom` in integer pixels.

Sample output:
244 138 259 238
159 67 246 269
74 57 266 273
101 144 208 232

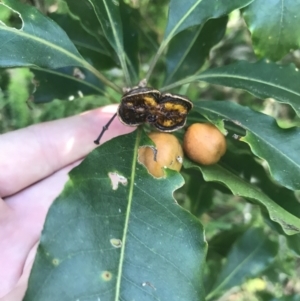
0 105 134 301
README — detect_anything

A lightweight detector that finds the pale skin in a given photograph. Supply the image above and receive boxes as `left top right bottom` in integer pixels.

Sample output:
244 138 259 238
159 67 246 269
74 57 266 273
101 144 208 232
0 105 134 301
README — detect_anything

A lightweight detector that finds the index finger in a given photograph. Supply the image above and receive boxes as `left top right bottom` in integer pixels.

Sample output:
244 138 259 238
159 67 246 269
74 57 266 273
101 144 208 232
0 105 134 198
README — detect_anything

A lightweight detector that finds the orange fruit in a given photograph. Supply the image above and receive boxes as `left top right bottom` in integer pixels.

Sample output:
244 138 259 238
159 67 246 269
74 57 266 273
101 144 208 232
183 123 226 165
138 132 183 178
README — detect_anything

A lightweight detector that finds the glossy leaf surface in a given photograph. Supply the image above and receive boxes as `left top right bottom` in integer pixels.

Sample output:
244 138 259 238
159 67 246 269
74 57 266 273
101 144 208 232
31 67 104 103
86 0 131 85
49 12 114 60
193 100 300 191
196 60 300 116
165 17 228 84
24 130 207 301
184 158 300 235
64 0 108 48
165 0 253 39
146 0 254 81
243 0 300 61
0 0 84 69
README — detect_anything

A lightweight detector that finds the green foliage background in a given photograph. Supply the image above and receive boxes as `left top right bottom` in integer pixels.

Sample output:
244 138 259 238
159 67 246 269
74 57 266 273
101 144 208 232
1 0 300 300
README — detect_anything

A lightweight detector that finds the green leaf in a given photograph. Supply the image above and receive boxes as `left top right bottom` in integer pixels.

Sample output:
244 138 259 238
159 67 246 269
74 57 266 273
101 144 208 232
64 0 110 52
198 60 300 116
221 152 300 220
49 12 115 60
146 0 254 81
87 0 131 85
184 158 300 235
31 67 105 103
65 0 139 83
193 100 300 191
242 0 300 61
164 0 253 39
165 17 228 84
0 0 84 69
206 228 278 300
24 130 207 301
119 1 139 83
285 234 300 256
0 0 120 92
164 60 300 117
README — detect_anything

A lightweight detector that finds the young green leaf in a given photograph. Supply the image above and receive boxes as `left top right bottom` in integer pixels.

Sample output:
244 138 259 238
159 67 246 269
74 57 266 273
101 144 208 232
146 0 254 81
184 159 300 235
206 228 278 300
24 130 207 301
119 1 139 83
165 17 228 84
242 0 300 61
164 0 253 40
193 100 300 191
86 0 131 85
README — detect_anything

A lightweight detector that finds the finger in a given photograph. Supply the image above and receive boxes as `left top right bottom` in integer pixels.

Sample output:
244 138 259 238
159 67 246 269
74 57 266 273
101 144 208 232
0 105 134 197
0 162 78 298
0 242 38 301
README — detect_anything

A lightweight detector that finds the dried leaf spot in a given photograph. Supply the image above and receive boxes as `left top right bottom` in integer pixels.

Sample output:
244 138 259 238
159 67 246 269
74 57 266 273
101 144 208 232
110 238 122 248
108 172 128 190
101 271 113 281
52 258 60 266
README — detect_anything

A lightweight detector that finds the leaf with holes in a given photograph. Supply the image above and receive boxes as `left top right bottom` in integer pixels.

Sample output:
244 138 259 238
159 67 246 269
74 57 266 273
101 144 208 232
23 130 207 301
0 0 84 69
0 0 119 93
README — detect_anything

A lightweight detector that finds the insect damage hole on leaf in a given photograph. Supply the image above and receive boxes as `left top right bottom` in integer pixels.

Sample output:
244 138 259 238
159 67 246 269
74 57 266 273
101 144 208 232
110 238 122 248
108 172 128 190
0 3 23 30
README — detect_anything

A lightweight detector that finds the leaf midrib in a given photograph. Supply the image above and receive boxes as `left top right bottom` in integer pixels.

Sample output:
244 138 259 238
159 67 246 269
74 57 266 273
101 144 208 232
197 72 300 98
0 25 84 65
115 128 141 300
